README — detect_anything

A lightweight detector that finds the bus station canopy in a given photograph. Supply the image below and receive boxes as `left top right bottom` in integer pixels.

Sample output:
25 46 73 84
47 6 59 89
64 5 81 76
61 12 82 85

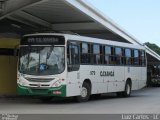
0 0 160 64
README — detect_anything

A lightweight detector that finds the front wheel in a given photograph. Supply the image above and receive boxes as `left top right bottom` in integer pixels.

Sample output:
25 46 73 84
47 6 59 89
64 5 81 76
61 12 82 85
124 82 131 97
76 82 91 102
117 82 131 97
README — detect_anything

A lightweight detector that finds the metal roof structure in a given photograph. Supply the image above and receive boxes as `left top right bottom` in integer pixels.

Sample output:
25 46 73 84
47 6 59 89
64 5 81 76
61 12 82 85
0 0 160 64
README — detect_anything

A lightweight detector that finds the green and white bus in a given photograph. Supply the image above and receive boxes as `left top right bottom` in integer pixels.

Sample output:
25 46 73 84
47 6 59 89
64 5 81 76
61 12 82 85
17 33 147 102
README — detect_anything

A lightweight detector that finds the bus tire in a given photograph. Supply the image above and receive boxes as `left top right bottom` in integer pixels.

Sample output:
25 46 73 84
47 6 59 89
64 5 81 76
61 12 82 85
117 82 131 97
76 82 91 102
124 81 131 97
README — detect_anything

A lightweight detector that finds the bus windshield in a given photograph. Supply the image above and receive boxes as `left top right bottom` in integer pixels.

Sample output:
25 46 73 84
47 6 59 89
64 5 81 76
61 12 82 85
19 46 65 75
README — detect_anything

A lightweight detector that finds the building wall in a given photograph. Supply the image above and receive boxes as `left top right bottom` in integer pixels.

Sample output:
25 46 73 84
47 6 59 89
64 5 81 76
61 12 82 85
0 38 19 95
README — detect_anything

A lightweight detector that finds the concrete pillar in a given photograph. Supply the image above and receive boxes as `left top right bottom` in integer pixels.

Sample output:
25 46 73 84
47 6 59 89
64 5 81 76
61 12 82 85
0 37 19 96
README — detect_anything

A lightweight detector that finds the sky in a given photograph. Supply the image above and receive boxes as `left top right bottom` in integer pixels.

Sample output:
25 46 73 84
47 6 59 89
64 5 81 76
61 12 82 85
87 0 160 47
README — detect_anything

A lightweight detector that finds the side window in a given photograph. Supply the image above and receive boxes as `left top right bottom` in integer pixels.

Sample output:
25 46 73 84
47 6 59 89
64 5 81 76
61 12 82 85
104 46 111 65
80 43 91 64
133 49 139 65
140 50 146 66
125 48 132 65
100 45 103 64
67 42 80 71
115 47 122 65
121 48 125 65
110 47 115 65
93 44 102 64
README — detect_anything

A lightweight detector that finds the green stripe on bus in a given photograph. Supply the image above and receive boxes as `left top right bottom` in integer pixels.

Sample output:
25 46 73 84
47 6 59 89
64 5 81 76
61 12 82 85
17 84 66 97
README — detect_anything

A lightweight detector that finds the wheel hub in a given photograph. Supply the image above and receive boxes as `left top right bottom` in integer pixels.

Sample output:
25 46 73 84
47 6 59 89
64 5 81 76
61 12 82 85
81 87 88 98
126 84 130 95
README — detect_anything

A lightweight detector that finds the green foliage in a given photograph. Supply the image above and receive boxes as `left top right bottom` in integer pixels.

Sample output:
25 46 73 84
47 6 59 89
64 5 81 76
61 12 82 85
145 42 160 55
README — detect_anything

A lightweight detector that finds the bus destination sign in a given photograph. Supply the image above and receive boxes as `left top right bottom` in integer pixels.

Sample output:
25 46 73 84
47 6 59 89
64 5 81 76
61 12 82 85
21 35 65 45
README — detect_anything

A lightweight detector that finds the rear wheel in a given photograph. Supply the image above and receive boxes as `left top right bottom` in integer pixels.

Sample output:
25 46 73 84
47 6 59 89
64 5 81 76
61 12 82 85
76 82 91 102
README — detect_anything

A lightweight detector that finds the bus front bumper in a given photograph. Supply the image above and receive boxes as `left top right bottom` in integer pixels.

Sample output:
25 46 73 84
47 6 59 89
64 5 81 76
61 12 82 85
17 84 66 97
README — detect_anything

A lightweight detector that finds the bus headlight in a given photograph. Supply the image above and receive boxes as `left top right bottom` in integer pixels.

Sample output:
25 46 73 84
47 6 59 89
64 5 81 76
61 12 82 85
17 74 27 86
17 74 20 80
18 79 26 86
52 79 62 87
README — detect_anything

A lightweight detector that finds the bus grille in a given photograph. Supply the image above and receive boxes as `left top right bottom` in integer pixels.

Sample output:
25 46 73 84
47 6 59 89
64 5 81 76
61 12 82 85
25 78 53 82
29 84 50 87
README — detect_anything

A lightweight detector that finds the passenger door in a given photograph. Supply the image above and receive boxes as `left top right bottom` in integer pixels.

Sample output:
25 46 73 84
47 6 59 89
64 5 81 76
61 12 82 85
67 41 80 96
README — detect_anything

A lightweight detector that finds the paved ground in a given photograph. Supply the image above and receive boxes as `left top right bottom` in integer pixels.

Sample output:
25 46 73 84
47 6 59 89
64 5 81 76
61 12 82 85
0 87 160 114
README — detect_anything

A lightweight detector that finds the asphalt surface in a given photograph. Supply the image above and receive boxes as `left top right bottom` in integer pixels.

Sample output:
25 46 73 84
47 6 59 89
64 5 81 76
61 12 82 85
0 87 160 114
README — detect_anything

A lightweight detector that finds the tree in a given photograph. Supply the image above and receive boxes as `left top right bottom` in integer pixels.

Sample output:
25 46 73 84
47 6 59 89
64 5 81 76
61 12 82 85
145 42 160 55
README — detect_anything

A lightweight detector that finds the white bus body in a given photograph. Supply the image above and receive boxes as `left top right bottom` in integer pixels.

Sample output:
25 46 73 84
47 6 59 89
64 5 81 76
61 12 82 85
17 33 147 102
